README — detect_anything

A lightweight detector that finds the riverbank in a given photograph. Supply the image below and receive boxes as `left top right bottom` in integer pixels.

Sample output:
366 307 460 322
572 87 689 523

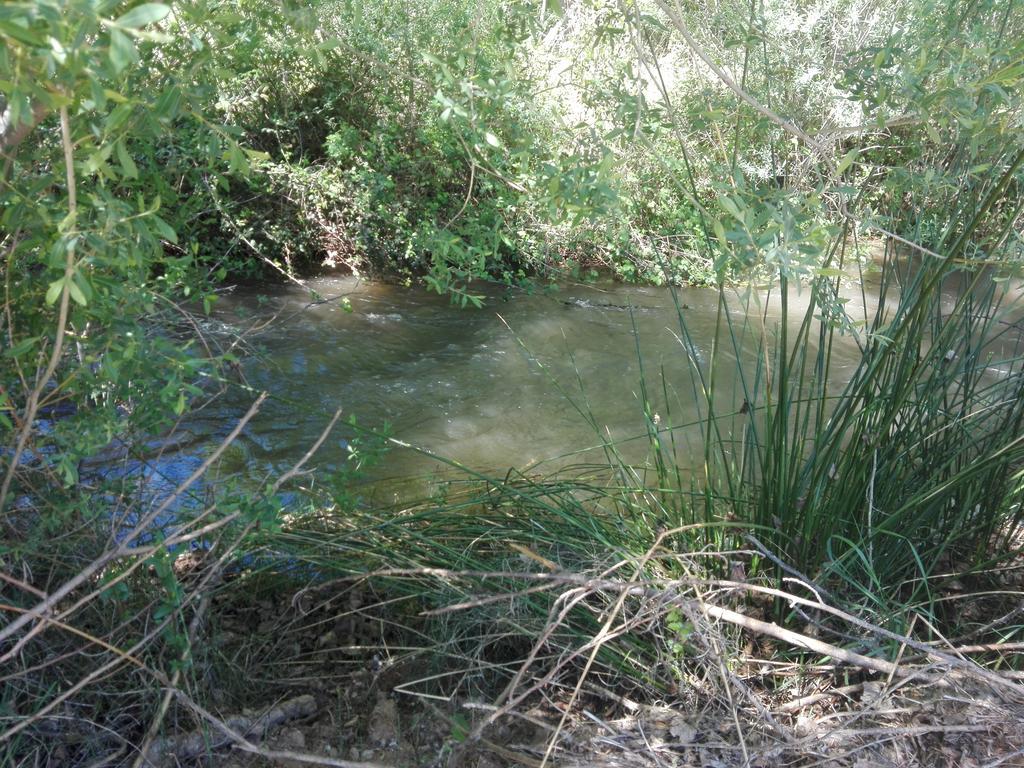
7 244 1021 768
139 475 1024 768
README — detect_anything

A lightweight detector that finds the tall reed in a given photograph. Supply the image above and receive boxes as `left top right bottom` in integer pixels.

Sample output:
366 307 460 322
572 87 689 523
677 245 1024 612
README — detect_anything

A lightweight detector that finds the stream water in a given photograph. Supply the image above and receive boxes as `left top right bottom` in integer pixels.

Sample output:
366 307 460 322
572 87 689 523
112 262 1024 515
191 275 882 503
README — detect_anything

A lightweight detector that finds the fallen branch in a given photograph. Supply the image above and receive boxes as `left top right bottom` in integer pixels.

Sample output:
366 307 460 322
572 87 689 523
143 694 319 767
345 562 1024 695
160 692 388 768
699 602 898 675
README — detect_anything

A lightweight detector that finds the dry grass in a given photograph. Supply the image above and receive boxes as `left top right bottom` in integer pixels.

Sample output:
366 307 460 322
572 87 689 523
131 525 1024 768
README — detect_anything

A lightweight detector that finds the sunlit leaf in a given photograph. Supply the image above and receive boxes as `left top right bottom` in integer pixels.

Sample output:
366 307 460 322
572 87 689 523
712 218 727 246
45 278 65 306
106 103 134 132
836 148 859 175
114 3 171 29
68 279 87 306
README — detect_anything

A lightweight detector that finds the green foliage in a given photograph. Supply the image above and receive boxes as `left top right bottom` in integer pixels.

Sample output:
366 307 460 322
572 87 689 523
688 255 1024 615
209 0 554 296
2 0 224 495
199 0 728 290
840 0 1024 259
0 2 321 760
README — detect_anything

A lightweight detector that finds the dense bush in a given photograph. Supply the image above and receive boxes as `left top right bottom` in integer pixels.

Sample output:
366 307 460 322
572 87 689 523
199 0 1022 288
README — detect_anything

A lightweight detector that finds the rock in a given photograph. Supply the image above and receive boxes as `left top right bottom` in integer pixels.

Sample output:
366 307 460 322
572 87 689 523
279 728 306 749
368 693 400 748
669 716 697 744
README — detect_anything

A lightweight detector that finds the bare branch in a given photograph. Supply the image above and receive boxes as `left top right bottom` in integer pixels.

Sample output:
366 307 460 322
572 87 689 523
0 393 268 652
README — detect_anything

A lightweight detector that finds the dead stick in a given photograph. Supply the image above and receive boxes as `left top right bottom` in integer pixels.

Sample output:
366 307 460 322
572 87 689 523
144 695 319 767
161 692 385 768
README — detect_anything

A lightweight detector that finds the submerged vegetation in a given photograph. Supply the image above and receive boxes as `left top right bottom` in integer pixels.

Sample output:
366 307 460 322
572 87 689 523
2 0 1024 765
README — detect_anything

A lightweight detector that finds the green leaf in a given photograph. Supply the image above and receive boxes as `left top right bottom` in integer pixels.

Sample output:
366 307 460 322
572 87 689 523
719 196 741 219
984 62 1024 86
68 279 87 307
153 86 182 121
114 3 171 29
88 77 109 111
72 272 93 304
58 456 78 486
836 147 859 175
109 28 137 73
0 20 46 48
45 278 65 306
4 336 40 359
115 139 139 179
450 713 469 742
712 218 728 246
225 143 249 176
150 214 178 243
106 103 134 132
58 211 78 234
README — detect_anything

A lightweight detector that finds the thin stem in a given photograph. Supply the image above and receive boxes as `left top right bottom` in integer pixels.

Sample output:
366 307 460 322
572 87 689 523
0 106 79 512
